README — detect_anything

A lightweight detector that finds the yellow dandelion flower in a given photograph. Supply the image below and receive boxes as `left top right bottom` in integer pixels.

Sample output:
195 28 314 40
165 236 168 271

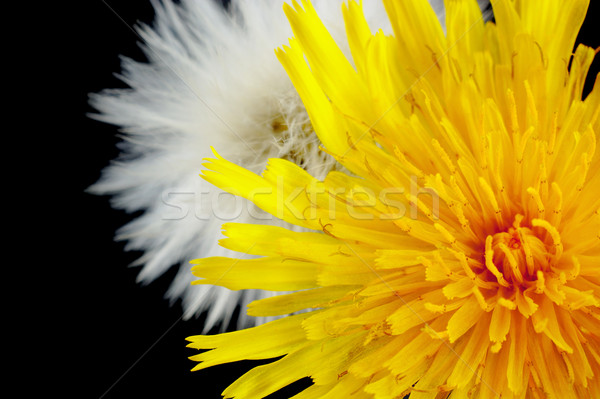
187 0 600 397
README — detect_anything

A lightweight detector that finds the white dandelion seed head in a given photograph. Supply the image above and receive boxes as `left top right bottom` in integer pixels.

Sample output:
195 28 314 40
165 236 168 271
89 0 488 331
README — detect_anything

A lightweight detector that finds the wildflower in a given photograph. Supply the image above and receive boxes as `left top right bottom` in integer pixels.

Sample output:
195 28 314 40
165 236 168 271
88 0 391 329
188 0 600 397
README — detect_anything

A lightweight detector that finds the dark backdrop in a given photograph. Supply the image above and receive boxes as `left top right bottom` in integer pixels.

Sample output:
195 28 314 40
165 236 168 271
60 1 598 398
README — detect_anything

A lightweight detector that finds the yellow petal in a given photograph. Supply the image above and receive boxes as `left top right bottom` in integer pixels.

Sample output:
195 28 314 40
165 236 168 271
506 313 528 394
201 149 317 229
222 332 364 398
190 256 319 291
447 296 485 342
187 313 309 370
276 38 350 156
447 313 492 388
247 286 357 317
489 302 511 343
283 0 374 128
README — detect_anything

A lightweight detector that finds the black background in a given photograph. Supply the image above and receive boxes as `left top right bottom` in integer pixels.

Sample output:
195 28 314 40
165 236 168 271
51 1 598 398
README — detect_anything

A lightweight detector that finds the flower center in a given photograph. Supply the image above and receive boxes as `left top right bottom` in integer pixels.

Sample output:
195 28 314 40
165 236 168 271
484 215 556 288
265 112 337 179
